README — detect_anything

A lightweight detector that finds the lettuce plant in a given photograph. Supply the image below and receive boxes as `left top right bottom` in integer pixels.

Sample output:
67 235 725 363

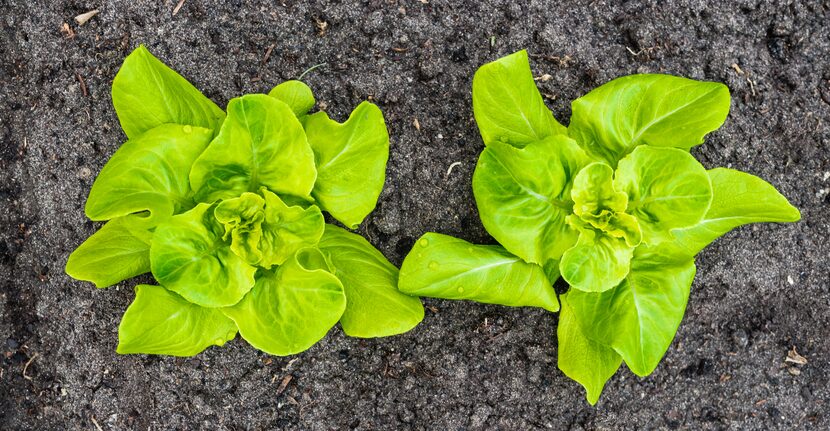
66 45 424 357
398 50 800 404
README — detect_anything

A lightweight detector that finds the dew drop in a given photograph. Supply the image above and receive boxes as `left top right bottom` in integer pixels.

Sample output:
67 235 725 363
457 286 465 293
418 238 429 247
428 261 439 269
182 125 193 134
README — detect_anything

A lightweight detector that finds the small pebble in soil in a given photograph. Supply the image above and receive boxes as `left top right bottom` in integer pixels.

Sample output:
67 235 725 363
732 329 749 348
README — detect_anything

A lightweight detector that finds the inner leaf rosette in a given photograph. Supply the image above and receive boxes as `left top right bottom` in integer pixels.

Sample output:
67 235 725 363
560 146 712 293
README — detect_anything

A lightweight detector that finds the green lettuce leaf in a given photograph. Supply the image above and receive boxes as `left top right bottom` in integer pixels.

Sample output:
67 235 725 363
614 146 712 244
559 225 634 293
670 168 801 256
150 203 257 308
65 214 154 288
473 135 589 268
258 189 325 268
569 74 730 164
567 246 696 376
319 224 424 337
472 50 566 148
85 124 213 223
269 80 316 118
399 233 559 312
571 162 627 217
112 45 225 139
603 212 642 246
302 102 389 229
222 248 346 356
189 94 316 203
117 284 237 356
557 295 622 405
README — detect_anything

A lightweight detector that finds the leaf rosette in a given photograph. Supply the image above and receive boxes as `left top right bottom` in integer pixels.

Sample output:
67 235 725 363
399 49 800 405
66 46 423 357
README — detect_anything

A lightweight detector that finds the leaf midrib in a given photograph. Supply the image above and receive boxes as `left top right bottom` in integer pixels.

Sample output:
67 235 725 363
627 85 720 147
432 257 520 287
238 101 260 192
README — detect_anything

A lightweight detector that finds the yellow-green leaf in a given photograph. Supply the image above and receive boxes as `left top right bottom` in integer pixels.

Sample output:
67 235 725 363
472 50 566 148
569 74 730 164
117 284 237 357
150 203 257 308
399 233 559 312
320 224 424 337
190 94 316 203
112 45 225 139
303 102 389 229
65 214 154 288
222 248 346 356
85 124 213 223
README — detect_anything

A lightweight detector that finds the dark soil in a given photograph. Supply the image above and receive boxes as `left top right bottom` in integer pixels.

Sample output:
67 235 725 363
2 0 829 429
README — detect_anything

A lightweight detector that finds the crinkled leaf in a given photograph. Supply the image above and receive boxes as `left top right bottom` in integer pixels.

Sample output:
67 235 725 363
302 102 389 229
85 124 213 223
214 193 266 230
319 224 424 337
214 192 266 265
558 295 622 405
472 50 566 148
258 189 325 268
65 214 154 288
568 246 696 376
574 211 642 248
190 94 316 203
569 74 730 164
670 168 801 256
473 135 589 267
614 146 712 244
605 212 642 247
560 225 633 293
571 162 627 216
112 45 225 139
222 249 346 356
269 80 315 118
117 284 237 357
150 203 257 308
399 233 559 312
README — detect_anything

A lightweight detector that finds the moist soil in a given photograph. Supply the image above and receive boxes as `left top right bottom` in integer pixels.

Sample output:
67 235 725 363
1 0 829 429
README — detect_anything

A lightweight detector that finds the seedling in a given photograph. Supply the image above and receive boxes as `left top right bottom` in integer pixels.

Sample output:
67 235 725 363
66 45 423 357
399 50 799 404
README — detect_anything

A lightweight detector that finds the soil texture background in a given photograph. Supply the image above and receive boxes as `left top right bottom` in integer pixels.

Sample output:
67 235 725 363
1 0 829 429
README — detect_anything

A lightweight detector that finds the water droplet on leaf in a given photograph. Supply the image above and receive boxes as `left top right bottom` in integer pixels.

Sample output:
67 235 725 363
428 261 438 269
419 238 429 247
183 125 193 134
